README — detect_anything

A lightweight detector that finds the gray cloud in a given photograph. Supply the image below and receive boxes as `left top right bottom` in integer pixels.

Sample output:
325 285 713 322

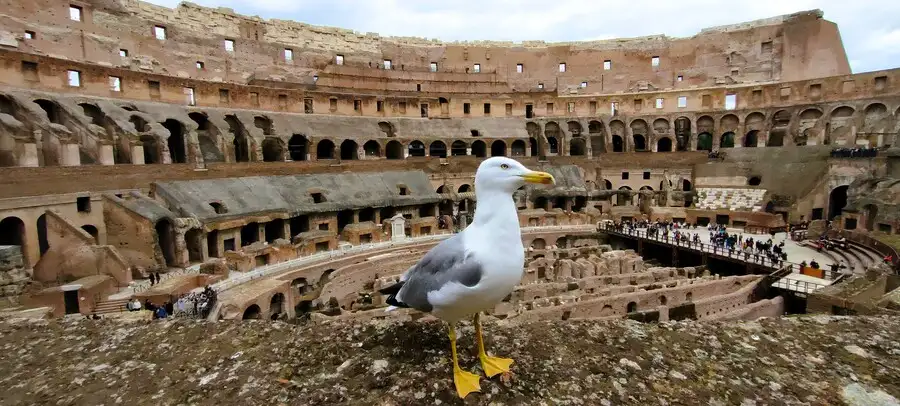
147 0 899 73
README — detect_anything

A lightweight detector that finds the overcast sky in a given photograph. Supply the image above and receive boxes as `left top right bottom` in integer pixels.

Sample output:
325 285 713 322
146 0 900 73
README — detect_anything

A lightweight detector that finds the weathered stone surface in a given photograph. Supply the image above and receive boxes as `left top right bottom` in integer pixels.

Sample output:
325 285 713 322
0 315 897 405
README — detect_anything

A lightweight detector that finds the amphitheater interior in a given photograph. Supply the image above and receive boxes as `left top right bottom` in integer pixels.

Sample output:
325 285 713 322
0 1 898 332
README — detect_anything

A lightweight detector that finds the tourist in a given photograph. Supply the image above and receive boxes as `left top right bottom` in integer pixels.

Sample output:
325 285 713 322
154 272 161 284
155 305 168 319
810 260 820 269
149 272 155 286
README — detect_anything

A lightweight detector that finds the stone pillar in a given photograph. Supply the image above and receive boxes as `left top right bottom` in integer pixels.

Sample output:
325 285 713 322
282 221 291 241
257 223 265 244
98 144 115 165
18 143 39 167
131 145 145 165
60 143 81 166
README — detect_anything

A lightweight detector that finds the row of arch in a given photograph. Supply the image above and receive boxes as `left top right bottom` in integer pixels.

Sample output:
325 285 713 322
0 215 99 267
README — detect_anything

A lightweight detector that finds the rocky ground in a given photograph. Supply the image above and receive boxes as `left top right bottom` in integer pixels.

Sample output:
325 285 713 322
0 315 898 406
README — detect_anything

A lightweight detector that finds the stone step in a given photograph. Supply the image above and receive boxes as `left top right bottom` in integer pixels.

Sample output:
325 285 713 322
93 298 131 314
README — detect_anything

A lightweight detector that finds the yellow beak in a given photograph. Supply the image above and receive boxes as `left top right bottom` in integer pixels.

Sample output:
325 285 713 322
521 171 555 185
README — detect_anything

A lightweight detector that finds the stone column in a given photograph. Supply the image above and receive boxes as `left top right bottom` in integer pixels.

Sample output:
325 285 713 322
60 143 81 166
132 145 145 165
18 143 39 167
98 143 115 165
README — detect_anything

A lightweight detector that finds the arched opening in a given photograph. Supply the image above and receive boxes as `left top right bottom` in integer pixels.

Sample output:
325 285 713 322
547 137 559 154
185 228 203 262
288 135 308 161
190 112 223 163
471 140 487 157
140 135 159 164
569 138 586 156
534 196 548 210
632 134 646 151
130 115 150 132
36 213 49 257
491 140 507 157
612 135 624 152
451 140 467 156
748 176 762 186
316 139 335 160
155 219 176 266
385 140 403 159
378 121 395 138
626 302 637 313
225 115 250 162
261 138 285 162
828 185 849 220
529 137 538 156
81 225 98 244
429 141 447 158
604 179 612 190
743 130 758 148
162 119 187 163
765 201 775 213
79 103 105 126
242 304 261 320
656 137 672 152
340 140 358 160
265 219 285 243
253 116 274 135
511 140 526 156
34 99 61 124
407 140 426 157
269 293 285 320
617 186 632 206
659 296 668 306
458 184 472 193
720 132 735 148
531 238 546 250
697 132 713 151
674 117 691 151
864 204 878 231
363 140 381 157
0 217 26 252
588 120 606 156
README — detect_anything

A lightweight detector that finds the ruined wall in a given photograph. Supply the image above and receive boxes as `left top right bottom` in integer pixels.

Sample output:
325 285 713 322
0 245 30 306
102 195 162 272
31 210 130 285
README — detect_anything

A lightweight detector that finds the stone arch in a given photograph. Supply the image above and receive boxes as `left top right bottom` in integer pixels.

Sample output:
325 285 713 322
316 139 335 160
720 114 739 132
162 119 187 163
408 140 426 157
510 140 527 156
471 140 487 157
225 115 250 162
864 103 888 127
253 115 274 135
567 121 583 136
588 120 606 155
242 304 261 320
697 115 715 133
34 99 61 124
744 112 766 131
262 137 285 162
340 140 358 160
531 238 546 250
545 122 561 155
626 301 637 313
630 119 648 151
36 213 48 257
612 135 624 152
830 106 855 118
81 224 99 244
79 103 105 127
429 140 447 158
140 135 160 164
720 132 735 148
547 136 559 154
659 295 667 305
457 184 472 193
652 118 670 133
189 112 223 163
385 140 404 159
656 137 672 152
451 140 467 156
828 185 849 220
674 117 691 151
697 133 713 151
490 140 507 157
569 138 586 156
155 218 176 267
185 228 203 262
363 140 381 157
0 217 26 254
743 130 758 148
378 121 396 137
769 110 791 147
130 115 150 133
269 292 285 320
288 134 308 161
604 179 613 190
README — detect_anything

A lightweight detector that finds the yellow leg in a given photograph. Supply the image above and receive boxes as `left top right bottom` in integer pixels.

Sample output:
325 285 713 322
449 324 481 399
475 313 514 377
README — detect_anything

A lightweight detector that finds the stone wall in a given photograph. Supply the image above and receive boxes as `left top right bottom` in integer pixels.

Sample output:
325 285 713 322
0 245 29 305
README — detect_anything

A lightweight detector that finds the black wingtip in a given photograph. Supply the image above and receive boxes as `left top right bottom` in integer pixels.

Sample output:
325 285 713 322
379 281 410 308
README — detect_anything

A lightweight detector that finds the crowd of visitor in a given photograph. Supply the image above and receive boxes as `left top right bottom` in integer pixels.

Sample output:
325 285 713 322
830 147 879 158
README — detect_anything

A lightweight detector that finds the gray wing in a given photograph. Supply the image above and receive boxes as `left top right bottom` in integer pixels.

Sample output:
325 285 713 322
397 232 482 312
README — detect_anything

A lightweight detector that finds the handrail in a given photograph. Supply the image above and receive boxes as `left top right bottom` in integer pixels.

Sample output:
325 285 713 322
834 229 900 271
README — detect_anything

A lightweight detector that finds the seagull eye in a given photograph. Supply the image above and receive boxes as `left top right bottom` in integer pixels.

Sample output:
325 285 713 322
500 164 509 170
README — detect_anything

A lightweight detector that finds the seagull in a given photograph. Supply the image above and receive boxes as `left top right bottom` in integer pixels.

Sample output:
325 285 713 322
379 157 555 398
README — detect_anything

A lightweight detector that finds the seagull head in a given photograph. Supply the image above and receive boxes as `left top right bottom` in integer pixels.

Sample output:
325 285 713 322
474 157 555 194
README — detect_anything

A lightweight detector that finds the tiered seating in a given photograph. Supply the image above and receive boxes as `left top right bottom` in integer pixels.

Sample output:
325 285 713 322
696 188 767 211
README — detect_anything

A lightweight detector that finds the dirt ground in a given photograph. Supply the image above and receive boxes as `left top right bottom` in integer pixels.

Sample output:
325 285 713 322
0 315 898 405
